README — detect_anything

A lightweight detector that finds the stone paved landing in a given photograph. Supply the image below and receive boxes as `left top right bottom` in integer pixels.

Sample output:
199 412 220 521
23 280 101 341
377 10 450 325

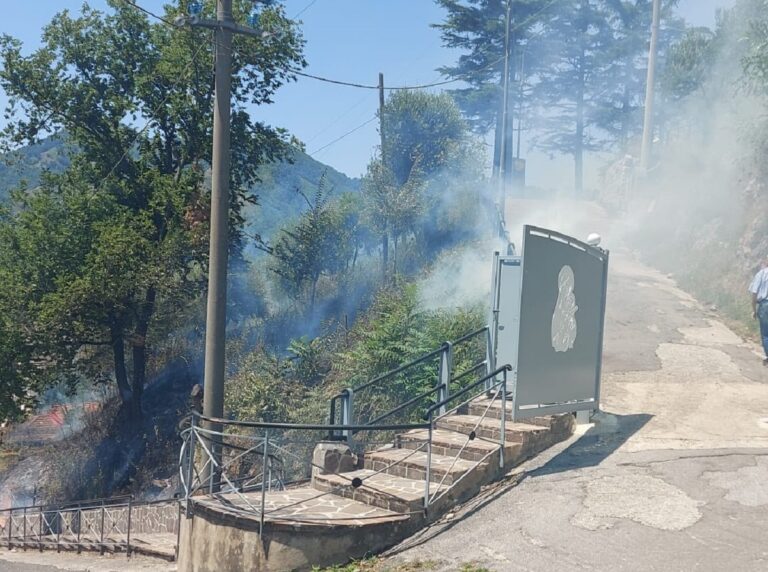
198 486 406 526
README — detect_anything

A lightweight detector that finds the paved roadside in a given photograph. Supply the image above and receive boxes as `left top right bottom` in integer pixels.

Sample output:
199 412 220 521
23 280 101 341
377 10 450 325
0 550 174 571
386 250 768 571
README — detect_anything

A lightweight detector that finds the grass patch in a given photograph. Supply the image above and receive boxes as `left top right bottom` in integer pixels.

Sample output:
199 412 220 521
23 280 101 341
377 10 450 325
313 558 491 572
313 558 439 572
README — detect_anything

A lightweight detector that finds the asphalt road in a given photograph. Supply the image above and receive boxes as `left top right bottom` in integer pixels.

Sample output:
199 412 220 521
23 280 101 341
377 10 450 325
387 243 768 571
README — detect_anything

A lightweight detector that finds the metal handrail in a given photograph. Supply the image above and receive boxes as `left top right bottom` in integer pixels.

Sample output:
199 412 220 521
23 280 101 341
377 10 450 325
450 360 488 385
363 385 442 427
331 325 489 402
424 365 512 420
190 410 430 432
328 325 492 435
333 343 448 400
451 326 488 346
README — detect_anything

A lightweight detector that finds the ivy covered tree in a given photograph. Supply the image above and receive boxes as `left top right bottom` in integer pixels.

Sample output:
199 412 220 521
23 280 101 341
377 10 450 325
0 0 305 420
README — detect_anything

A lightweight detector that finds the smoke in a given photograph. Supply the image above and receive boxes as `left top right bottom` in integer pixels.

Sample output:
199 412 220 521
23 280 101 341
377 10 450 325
589 1 768 320
417 242 495 312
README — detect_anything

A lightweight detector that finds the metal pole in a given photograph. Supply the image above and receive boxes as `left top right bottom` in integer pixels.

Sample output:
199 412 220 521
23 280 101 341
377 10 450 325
76 509 81 554
126 499 132 558
99 503 105 555
8 509 12 549
175 501 181 562
437 343 452 415
259 431 269 536
500 369 507 468
498 0 512 209
202 0 234 492
424 422 433 512
185 416 197 518
22 507 26 551
341 389 354 444
38 506 43 552
640 0 661 173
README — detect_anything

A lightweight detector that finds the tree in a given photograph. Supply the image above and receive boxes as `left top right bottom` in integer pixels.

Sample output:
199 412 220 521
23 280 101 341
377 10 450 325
532 0 614 193
368 90 475 277
269 176 355 309
362 159 424 279
0 0 305 420
433 0 550 174
381 90 467 186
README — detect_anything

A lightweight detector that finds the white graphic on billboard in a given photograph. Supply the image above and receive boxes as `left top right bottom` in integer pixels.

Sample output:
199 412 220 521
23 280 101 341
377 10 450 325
552 265 578 352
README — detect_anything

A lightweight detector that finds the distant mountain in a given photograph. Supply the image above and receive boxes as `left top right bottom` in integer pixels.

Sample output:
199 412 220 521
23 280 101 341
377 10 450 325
245 149 361 249
0 136 360 245
0 136 70 201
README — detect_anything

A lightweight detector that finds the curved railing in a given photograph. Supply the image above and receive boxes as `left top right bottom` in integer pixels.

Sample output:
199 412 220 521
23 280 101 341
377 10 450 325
179 363 513 528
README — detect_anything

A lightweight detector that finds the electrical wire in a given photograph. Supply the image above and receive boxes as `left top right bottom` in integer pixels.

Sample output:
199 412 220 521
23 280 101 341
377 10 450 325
293 0 319 19
119 0 177 27
308 116 377 156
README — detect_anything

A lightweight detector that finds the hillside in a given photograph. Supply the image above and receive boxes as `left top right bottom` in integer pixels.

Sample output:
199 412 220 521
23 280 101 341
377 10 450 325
0 136 360 245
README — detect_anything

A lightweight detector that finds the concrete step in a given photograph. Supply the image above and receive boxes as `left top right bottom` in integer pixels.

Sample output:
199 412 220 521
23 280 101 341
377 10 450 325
364 447 484 485
312 469 445 514
396 428 520 463
467 397 513 421
467 398 573 430
435 414 549 445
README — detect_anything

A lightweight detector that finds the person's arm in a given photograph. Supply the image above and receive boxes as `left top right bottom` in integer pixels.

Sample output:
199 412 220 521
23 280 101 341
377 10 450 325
753 292 758 319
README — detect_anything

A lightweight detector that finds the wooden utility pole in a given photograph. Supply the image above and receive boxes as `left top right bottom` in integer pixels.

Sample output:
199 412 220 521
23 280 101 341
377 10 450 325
378 72 389 281
640 0 661 173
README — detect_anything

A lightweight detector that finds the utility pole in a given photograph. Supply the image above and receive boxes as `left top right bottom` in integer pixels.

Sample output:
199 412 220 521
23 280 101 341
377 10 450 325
203 0 233 441
177 0 273 489
378 72 389 282
640 0 661 173
498 0 512 214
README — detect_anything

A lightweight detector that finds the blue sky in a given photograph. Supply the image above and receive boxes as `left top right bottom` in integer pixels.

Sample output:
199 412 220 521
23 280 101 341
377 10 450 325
0 0 735 184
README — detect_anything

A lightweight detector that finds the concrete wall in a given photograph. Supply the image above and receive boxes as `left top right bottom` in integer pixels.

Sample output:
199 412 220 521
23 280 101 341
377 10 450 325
177 504 415 572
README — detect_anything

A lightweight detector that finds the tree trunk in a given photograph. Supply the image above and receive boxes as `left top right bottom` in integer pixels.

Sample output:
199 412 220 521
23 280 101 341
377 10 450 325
392 234 398 277
492 104 503 178
620 56 632 152
111 324 133 412
575 51 586 195
381 230 389 283
130 286 156 420
310 276 318 311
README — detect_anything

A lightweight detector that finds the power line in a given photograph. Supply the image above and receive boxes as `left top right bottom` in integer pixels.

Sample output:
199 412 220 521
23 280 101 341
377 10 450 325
309 116 377 156
119 0 177 27
293 0 319 18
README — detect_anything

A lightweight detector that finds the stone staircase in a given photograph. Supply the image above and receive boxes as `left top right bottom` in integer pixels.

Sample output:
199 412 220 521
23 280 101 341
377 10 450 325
183 394 575 570
311 396 573 517
179 396 575 571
